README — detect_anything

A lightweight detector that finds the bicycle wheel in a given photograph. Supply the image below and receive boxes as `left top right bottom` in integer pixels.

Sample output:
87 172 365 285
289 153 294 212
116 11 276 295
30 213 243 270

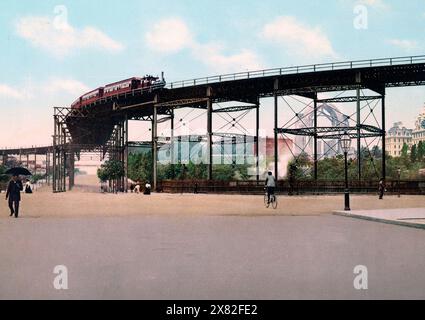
271 195 278 209
264 194 270 208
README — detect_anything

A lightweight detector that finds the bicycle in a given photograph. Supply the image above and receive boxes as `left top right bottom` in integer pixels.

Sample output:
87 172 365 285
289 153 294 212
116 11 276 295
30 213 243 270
264 188 278 209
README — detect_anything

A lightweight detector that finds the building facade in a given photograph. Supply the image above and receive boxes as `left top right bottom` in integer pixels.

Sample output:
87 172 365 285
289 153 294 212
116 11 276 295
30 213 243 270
412 106 425 146
386 122 413 157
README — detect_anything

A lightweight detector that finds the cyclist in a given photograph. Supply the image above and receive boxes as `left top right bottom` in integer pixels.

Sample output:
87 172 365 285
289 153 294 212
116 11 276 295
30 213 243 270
265 171 276 204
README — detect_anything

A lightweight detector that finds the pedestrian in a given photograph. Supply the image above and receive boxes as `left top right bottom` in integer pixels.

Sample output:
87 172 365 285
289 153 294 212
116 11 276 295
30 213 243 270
5 174 23 218
265 171 276 204
378 178 386 200
134 181 141 194
25 180 33 194
144 181 151 195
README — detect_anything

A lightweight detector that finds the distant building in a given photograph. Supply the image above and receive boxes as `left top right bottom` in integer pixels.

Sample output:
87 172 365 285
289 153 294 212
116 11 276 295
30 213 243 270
263 137 294 178
412 105 425 146
293 104 349 158
386 122 413 157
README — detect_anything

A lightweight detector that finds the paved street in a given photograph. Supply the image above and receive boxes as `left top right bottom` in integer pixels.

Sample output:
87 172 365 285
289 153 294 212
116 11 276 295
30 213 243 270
1 213 424 300
335 208 425 229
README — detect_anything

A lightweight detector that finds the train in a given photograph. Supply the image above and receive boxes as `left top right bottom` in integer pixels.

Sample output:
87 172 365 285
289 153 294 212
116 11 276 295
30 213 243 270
71 74 166 109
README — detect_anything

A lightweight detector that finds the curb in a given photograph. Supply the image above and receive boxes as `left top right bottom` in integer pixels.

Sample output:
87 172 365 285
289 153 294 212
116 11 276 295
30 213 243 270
333 211 425 230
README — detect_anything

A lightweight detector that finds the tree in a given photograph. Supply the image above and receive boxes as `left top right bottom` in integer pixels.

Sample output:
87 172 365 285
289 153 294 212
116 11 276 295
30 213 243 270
97 160 125 192
418 141 425 162
401 143 409 159
371 146 382 159
30 174 44 184
410 144 417 163
128 152 152 182
97 167 108 183
0 165 8 184
212 165 235 181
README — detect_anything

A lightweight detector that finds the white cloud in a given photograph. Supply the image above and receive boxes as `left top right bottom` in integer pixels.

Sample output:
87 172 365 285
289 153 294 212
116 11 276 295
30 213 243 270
145 18 193 54
42 78 90 96
145 18 263 73
0 77 89 103
388 39 419 52
16 16 124 57
0 84 22 100
261 16 338 60
192 43 263 73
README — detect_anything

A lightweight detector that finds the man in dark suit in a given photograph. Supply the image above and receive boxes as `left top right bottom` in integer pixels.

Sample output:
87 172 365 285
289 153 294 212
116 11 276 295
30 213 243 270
5 174 23 218
378 178 386 200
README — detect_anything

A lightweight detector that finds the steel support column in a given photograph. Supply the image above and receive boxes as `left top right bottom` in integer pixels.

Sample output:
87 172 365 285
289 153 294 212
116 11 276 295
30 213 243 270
313 97 318 181
124 115 129 192
232 136 237 167
152 105 158 191
170 108 175 179
68 150 75 190
356 87 362 181
207 98 213 180
178 136 182 164
221 139 225 164
243 134 247 165
52 116 57 192
256 97 260 182
46 151 50 186
274 94 279 180
63 147 66 191
381 92 386 180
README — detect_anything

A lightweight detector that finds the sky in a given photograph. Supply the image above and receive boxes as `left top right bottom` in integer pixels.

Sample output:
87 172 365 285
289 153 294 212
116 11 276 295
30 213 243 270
1 0 425 148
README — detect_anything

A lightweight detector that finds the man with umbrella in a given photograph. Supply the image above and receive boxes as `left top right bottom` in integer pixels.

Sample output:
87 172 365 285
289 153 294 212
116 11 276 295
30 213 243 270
4 167 30 218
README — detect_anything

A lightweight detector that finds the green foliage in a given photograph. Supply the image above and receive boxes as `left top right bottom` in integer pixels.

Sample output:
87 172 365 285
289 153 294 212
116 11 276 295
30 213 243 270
401 143 409 159
30 174 44 183
128 151 252 182
127 144 425 183
97 160 125 182
287 144 425 181
287 152 313 180
418 141 425 162
0 165 8 183
212 165 235 181
128 152 152 182
97 167 108 183
411 144 417 163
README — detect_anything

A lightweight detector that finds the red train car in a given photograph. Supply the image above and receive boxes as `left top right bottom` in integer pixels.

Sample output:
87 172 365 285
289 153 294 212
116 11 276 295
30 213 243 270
71 88 103 110
81 88 104 109
70 74 165 110
103 77 141 98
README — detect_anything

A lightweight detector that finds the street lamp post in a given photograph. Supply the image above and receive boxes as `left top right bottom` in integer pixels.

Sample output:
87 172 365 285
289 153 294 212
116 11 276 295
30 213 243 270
340 132 352 211
397 168 401 198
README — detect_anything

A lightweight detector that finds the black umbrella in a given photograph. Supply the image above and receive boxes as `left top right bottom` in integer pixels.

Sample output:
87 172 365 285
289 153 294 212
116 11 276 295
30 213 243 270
5 167 32 176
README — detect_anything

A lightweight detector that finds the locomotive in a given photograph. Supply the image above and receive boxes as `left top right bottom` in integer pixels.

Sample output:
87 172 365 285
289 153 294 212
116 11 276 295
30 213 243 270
71 75 165 109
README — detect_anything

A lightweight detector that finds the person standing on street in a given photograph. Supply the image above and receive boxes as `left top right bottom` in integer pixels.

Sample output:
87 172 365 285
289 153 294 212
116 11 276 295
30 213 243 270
5 174 23 218
265 171 276 204
378 178 386 200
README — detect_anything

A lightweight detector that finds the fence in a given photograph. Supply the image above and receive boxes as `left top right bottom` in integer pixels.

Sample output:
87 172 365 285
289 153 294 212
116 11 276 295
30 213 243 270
167 55 425 89
159 180 425 195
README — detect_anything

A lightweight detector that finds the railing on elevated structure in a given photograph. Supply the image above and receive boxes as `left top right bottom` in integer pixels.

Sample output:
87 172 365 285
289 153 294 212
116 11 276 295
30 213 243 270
167 55 425 89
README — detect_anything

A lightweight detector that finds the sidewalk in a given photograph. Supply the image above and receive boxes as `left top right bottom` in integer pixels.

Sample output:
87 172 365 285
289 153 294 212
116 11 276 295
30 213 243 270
334 208 425 230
